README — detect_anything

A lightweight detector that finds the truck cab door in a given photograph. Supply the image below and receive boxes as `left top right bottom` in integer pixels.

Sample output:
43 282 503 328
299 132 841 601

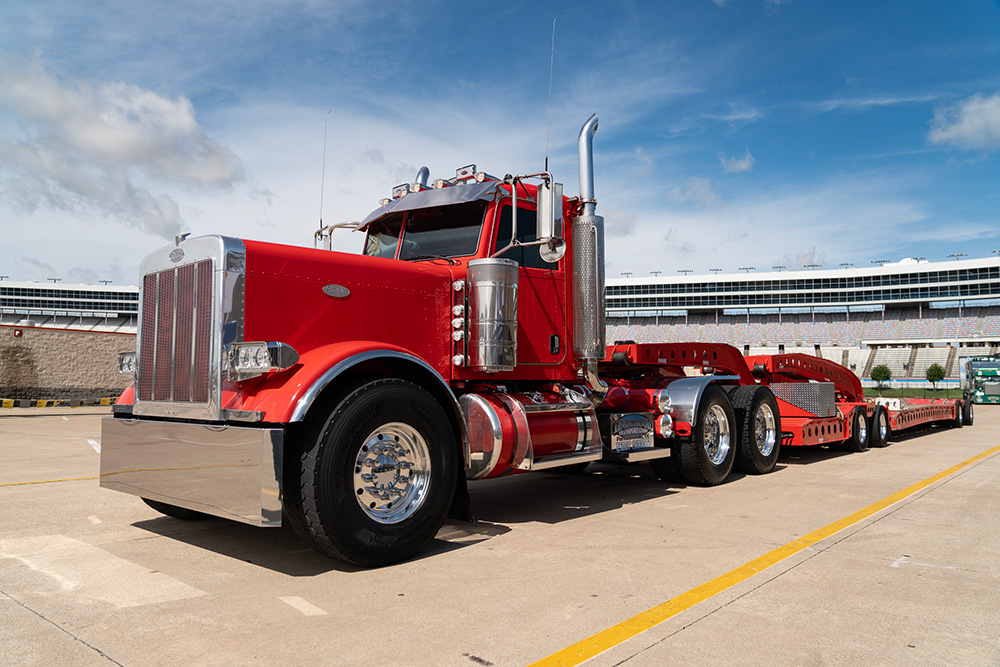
492 203 567 367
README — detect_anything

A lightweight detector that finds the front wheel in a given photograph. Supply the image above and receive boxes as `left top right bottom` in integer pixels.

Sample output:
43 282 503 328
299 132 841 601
293 379 457 567
731 385 781 475
674 386 736 486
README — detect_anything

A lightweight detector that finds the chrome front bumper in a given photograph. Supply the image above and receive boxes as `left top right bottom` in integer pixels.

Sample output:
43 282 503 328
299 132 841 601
100 417 283 526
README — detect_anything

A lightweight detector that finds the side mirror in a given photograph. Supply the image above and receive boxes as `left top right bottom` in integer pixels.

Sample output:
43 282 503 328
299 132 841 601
537 179 566 263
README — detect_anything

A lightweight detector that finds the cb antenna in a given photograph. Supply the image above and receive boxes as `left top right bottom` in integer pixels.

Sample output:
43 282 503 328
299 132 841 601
319 109 333 232
544 13 562 173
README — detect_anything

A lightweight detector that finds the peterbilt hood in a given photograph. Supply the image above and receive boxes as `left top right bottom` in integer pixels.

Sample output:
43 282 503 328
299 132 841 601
240 238 457 373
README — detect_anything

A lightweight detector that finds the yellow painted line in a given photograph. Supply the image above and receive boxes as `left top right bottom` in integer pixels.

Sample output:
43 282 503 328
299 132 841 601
530 442 1000 667
0 476 99 487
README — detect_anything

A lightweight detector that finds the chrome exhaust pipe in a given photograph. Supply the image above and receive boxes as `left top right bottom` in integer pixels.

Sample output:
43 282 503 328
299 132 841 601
572 114 607 404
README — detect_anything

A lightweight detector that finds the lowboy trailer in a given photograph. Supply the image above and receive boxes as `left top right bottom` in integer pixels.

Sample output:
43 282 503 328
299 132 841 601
100 115 973 566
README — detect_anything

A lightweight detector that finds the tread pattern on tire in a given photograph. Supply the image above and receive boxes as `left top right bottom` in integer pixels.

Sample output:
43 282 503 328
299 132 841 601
731 385 781 475
292 378 457 567
674 386 736 487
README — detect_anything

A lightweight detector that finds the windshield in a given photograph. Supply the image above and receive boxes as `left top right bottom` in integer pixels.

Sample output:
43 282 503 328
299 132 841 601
364 212 404 258
363 200 488 260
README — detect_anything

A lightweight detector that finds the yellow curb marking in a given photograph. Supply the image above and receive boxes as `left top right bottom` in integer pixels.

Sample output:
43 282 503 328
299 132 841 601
529 443 1000 667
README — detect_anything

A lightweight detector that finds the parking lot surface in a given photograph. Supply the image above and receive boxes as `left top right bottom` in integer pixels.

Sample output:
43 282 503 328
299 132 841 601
2 406 999 666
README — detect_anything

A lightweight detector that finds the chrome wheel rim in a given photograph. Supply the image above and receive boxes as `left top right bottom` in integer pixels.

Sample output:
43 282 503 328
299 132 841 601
703 404 731 465
353 422 431 524
878 412 889 441
755 402 777 457
856 412 867 443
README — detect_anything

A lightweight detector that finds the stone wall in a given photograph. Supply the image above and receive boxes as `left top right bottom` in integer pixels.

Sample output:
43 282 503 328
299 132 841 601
0 325 134 399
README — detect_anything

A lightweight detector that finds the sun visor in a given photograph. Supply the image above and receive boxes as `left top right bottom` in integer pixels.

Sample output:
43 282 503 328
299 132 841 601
358 181 503 229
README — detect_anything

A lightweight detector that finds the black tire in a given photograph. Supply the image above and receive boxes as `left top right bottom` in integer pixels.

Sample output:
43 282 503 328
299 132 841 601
868 405 891 448
673 386 737 486
292 379 457 567
843 407 870 453
963 400 974 426
142 498 212 521
730 386 781 475
952 401 964 428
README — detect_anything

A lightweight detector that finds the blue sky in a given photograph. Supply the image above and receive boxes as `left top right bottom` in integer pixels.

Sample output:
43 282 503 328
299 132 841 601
1 0 999 285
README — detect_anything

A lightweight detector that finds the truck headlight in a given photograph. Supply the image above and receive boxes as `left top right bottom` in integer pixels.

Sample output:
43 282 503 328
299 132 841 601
229 342 299 380
118 351 137 376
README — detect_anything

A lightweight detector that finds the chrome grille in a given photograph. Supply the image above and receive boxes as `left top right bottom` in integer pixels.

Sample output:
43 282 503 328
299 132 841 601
138 260 213 403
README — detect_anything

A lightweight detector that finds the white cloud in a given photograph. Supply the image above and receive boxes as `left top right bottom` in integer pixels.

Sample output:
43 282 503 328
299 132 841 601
928 93 1000 152
0 58 245 239
810 94 937 114
602 174 937 280
667 177 722 207
720 148 755 173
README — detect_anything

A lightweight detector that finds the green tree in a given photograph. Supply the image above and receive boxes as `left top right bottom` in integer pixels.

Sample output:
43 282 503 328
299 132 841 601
871 364 892 389
926 363 945 391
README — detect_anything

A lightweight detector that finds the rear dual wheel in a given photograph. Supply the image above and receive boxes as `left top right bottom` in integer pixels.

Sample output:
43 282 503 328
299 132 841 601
730 386 781 475
963 400 975 426
868 405 891 448
672 386 737 486
843 407 870 453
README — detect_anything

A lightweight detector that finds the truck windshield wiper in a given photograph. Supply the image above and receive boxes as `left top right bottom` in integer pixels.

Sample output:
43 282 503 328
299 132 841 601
405 254 459 265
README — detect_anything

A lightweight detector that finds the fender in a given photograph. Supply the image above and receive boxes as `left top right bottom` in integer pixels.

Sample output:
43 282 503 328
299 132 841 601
659 375 742 427
239 341 468 452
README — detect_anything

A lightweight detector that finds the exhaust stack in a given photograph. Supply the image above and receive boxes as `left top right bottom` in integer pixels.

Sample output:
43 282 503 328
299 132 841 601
571 114 608 403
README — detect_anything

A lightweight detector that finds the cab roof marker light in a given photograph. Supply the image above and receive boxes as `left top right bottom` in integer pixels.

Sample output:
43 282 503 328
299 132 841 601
391 183 410 199
455 164 477 180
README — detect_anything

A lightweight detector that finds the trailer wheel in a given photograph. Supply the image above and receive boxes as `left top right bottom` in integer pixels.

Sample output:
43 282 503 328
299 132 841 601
844 407 870 453
868 405 891 448
952 400 964 428
674 386 736 486
141 498 211 521
731 386 781 474
962 400 974 426
294 379 457 567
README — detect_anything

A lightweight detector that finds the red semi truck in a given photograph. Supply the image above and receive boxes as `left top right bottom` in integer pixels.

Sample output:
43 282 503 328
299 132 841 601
101 115 972 566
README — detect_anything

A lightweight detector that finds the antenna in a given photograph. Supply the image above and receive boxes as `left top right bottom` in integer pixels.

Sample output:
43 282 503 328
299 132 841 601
544 13 562 172
319 110 333 232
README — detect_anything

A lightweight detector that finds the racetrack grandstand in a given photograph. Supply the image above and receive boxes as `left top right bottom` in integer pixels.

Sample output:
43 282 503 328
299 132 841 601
606 255 1000 380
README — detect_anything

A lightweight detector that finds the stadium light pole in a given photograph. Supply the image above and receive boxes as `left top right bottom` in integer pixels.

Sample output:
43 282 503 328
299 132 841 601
47 278 61 283
803 264 821 270
772 265 785 272
709 268 723 275
839 262 853 268
947 253 967 261
871 259 889 266
0 275 8 281
621 272 632 278
650 270 662 276
739 266 754 273
99 280 112 285
678 269 693 276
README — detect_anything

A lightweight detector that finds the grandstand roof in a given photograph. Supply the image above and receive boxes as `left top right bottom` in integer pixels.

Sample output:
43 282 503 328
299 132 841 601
606 255 1000 314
